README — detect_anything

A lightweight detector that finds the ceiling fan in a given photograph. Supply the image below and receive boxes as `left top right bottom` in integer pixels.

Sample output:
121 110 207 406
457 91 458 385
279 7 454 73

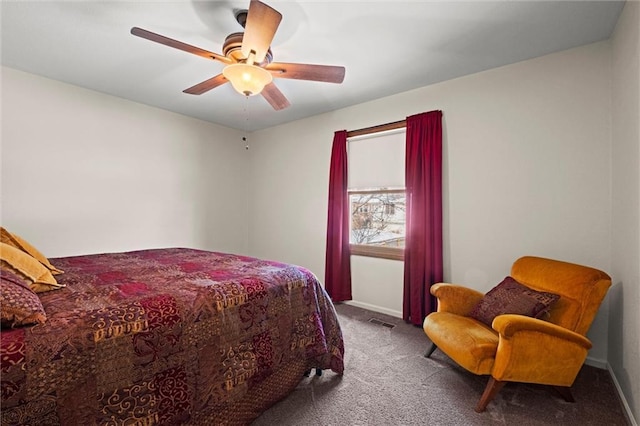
131 0 346 111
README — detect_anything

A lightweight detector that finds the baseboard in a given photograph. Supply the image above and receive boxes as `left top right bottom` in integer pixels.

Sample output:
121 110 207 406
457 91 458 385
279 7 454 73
343 301 402 319
607 362 638 426
585 356 608 369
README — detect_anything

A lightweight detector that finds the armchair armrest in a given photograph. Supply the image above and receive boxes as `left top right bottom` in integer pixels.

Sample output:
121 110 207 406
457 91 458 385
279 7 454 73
490 314 592 385
492 315 592 349
430 283 484 316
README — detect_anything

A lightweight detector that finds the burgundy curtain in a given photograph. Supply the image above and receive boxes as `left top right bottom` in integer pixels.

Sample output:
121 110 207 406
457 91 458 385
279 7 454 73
324 130 352 302
403 110 443 325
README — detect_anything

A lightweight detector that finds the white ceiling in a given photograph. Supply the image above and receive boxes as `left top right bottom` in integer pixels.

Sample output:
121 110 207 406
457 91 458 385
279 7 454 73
1 1 624 131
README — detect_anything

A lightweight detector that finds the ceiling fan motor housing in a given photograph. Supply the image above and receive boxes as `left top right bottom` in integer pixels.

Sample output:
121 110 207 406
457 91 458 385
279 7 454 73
223 32 273 66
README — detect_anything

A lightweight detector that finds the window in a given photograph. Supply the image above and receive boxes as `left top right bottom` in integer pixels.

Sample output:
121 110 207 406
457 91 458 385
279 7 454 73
348 129 405 261
349 189 405 260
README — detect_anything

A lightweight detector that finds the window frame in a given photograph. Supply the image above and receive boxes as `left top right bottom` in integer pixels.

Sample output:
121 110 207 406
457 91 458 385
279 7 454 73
348 188 406 261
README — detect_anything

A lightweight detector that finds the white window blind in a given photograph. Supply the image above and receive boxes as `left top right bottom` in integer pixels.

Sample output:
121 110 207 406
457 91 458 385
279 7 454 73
348 129 405 189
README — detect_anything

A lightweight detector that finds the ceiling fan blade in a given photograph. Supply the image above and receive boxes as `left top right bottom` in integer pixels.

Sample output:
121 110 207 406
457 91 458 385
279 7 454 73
131 27 232 64
261 82 290 110
241 1 282 63
266 62 346 83
183 74 228 95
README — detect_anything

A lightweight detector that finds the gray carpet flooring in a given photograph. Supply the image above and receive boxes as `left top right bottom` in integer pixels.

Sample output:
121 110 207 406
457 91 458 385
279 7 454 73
253 303 630 425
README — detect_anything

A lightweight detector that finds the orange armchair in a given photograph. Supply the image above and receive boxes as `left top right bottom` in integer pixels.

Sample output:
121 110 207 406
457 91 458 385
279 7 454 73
423 256 611 412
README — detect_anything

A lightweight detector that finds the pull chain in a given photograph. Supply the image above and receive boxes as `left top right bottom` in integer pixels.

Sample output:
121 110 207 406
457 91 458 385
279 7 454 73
243 95 250 150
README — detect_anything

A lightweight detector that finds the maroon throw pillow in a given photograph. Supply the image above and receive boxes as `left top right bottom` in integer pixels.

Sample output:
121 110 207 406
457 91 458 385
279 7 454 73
1 268 47 328
470 276 559 327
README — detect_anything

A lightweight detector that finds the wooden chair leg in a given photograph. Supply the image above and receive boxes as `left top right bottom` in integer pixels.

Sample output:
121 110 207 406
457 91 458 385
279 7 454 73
476 377 506 412
553 386 575 403
424 342 438 358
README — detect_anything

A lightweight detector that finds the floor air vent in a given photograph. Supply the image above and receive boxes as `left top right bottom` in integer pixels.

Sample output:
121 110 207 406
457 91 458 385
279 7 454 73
368 318 395 329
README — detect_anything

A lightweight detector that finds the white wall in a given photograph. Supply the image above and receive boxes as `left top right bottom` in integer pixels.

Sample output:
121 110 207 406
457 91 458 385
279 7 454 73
1 67 248 257
249 42 612 361
610 1 640 423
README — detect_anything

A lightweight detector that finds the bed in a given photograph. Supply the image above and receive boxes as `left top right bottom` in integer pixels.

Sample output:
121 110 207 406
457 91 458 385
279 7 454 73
1 247 344 425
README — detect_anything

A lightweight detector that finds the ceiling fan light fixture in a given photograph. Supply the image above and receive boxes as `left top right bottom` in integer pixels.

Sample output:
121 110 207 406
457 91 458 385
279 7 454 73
223 63 272 96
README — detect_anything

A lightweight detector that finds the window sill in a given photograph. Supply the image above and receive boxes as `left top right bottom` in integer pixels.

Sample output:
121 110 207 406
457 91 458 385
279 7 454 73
350 244 404 261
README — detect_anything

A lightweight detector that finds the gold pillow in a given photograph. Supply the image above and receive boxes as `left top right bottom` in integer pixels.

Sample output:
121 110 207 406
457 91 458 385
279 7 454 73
0 227 64 275
0 243 64 293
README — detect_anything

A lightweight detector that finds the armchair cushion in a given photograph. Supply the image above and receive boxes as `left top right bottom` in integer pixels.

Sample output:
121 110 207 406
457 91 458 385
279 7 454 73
470 276 560 327
423 312 498 375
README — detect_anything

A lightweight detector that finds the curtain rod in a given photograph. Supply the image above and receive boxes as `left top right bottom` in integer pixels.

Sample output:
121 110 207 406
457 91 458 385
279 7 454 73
346 119 406 138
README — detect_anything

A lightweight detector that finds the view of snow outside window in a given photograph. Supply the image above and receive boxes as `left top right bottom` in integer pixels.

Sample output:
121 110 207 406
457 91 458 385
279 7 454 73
350 191 406 247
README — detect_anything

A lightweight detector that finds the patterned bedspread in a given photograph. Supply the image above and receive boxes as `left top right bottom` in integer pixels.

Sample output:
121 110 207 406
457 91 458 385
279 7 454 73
1 248 344 425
